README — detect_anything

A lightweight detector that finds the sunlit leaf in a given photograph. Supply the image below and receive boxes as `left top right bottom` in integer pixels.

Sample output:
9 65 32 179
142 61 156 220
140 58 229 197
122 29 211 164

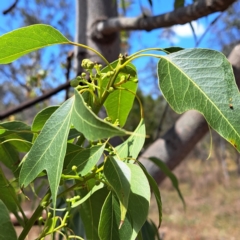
102 61 138 127
72 89 128 141
19 97 74 208
31 106 59 132
104 156 131 224
0 200 17 240
0 24 69 64
127 163 150 239
158 48 240 152
115 119 145 161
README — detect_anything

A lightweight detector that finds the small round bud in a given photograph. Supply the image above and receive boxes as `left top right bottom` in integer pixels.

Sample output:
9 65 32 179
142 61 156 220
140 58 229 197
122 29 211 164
120 76 126 82
108 87 114 92
95 180 101 186
72 165 77 171
70 78 79 87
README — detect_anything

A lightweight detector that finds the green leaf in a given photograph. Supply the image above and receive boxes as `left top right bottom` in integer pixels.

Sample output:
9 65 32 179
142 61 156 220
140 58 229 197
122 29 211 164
0 200 17 240
0 121 33 142
0 24 69 64
65 144 105 176
104 156 131 224
126 163 151 239
148 157 185 208
1 139 32 152
72 89 128 141
31 106 59 132
103 62 138 127
98 192 132 240
163 47 184 54
63 143 83 168
79 181 109 240
0 143 19 173
174 0 184 8
141 220 161 240
19 97 74 208
0 168 19 215
68 128 81 140
72 183 104 208
158 48 240 152
138 161 162 228
115 119 145 161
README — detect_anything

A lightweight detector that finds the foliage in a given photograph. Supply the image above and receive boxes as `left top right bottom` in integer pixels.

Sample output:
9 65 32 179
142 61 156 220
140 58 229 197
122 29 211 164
0 24 238 239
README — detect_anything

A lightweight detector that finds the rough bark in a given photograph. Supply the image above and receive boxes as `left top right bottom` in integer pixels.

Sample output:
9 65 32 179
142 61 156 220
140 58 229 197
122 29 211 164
95 0 237 34
141 44 240 184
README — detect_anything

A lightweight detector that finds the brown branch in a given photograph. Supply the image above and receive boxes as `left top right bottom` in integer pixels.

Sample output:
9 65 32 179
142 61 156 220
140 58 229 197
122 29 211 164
0 81 70 120
140 44 240 184
65 51 74 100
3 0 19 15
95 0 236 35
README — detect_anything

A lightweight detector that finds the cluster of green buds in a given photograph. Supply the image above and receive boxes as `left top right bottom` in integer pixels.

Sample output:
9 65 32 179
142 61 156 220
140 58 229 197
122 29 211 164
70 59 103 89
81 59 95 70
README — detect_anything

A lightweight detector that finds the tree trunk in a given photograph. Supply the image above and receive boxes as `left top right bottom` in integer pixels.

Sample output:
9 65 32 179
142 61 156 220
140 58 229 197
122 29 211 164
75 0 120 70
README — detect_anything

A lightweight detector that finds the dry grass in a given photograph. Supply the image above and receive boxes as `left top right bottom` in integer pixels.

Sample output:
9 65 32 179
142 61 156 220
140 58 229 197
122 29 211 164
149 154 240 240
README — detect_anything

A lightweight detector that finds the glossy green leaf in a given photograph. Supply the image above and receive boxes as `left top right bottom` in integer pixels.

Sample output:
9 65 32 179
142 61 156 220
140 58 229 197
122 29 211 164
138 161 162 227
126 163 151 239
72 89 128 141
31 106 59 132
115 119 145 161
158 48 240 152
0 200 17 240
98 192 132 240
19 97 74 208
0 24 69 64
174 0 184 8
103 61 138 127
148 157 185 208
104 156 131 224
79 180 109 240
65 144 105 176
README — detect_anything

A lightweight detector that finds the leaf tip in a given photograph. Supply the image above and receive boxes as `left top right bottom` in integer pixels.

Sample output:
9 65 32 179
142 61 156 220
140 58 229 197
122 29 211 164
119 220 124 229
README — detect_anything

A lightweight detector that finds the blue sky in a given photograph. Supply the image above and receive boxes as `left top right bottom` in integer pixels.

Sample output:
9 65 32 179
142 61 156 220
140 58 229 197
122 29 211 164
0 0 224 99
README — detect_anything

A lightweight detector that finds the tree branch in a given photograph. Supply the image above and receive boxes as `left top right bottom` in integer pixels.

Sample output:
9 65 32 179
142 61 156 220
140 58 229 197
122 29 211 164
140 44 240 184
95 0 236 35
2 0 18 15
0 81 70 120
